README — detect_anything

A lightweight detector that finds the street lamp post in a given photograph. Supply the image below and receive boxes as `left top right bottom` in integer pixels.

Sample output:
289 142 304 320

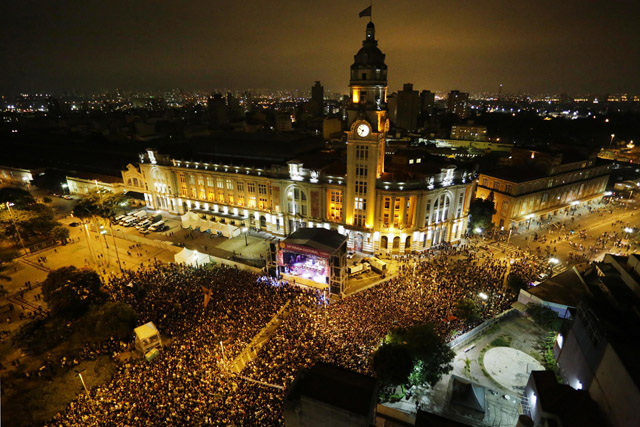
609 134 615 148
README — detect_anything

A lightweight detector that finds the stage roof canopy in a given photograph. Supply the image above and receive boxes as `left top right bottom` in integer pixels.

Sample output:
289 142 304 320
283 228 347 256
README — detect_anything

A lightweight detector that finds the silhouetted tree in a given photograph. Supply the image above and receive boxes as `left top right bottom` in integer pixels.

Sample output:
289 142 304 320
42 266 106 318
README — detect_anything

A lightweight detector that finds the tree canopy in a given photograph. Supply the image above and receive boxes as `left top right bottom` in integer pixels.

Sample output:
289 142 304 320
525 303 560 331
0 187 34 209
372 343 414 386
41 266 106 318
468 197 497 232
373 323 454 387
72 191 129 222
454 298 480 323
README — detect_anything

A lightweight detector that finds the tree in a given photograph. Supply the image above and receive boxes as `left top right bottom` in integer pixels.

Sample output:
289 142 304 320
525 303 560 331
403 324 455 387
84 301 137 341
468 197 497 232
372 343 415 386
507 273 528 294
0 187 34 209
42 266 106 318
72 191 129 222
383 323 455 387
454 298 480 323
51 225 70 243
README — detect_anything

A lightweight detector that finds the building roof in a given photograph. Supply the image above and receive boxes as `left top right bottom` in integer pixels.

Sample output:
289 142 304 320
160 132 326 165
450 376 486 413
67 171 123 184
530 370 606 427
283 228 348 255
528 267 588 307
284 362 378 417
415 410 472 427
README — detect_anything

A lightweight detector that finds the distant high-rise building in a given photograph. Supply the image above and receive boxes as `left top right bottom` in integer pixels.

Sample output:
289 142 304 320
395 83 419 131
447 90 469 118
419 90 435 115
311 81 324 113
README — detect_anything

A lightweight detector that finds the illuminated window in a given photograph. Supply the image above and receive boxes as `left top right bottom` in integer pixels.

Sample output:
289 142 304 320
329 190 343 220
198 176 204 186
237 195 245 206
190 187 197 199
207 190 215 201
259 197 268 210
217 179 224 189
199 189 206 200
218 193 224 203
258 184 267 195
288 188 307 216
248 196 256 208
248 183 256 193
206 176 214 187
236 181 244 192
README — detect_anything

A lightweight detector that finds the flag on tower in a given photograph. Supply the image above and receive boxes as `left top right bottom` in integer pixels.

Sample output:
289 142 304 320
359 6 372 18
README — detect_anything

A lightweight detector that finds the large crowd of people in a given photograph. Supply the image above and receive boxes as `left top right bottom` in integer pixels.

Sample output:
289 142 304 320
47 243 547 426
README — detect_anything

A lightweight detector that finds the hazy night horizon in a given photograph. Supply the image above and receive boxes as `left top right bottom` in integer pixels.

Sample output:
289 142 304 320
2 0 640 95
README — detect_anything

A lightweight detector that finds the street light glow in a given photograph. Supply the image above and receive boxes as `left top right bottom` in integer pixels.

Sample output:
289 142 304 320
474 227 483 234
549 258 559 264
624 227 634 233
478 292 488 300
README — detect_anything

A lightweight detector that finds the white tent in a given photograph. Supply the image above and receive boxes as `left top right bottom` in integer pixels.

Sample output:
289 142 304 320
180 211 240 237
134 322 162 354
174 247 212 267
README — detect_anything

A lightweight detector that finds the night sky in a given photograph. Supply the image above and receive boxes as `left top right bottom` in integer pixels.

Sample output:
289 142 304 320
2 0 639 95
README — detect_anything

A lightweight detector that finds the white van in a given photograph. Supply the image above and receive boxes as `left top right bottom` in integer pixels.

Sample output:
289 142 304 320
148 220 165 232
136 219 151 230
132 210 147 219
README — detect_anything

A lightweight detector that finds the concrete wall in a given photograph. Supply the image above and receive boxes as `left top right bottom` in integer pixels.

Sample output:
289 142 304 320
589 345 640 427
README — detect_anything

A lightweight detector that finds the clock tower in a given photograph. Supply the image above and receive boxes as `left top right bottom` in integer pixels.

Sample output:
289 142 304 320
345 21 389 231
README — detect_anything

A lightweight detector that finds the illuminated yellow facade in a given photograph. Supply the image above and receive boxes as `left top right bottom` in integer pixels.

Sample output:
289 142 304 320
122 21 474 254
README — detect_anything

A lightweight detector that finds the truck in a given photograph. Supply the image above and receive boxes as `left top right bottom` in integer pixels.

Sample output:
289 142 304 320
347 263 370 276
365 257 387 275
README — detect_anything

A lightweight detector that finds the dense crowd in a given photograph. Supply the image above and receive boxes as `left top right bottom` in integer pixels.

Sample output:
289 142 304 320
48 244 546 426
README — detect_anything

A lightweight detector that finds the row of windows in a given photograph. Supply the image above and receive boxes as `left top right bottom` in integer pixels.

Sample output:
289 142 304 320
178 175 265 195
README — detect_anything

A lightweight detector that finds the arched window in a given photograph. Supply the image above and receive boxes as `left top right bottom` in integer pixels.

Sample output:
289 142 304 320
380 235 388 249
432 194 451 223
287 188 308 217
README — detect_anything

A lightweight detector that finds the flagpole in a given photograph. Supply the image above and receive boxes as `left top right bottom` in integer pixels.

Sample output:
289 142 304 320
370 0 373 23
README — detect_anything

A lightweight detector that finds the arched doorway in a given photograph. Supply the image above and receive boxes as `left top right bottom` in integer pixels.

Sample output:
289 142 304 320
392 236 400 253
380 235 388 250
405 236 411 253
354 233 364 252
259 215 267 229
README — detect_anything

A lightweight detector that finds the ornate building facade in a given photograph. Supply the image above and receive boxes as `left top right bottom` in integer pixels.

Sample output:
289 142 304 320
122 22 474 254
476 148 610 230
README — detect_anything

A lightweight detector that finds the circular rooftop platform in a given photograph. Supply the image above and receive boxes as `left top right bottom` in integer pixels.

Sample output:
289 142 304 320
484 347 544 392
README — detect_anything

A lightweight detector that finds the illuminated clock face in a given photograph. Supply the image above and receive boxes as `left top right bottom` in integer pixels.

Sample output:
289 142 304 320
356 123 370 137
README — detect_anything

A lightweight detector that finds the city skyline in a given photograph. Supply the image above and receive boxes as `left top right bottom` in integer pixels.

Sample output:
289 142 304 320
2 1 640 95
